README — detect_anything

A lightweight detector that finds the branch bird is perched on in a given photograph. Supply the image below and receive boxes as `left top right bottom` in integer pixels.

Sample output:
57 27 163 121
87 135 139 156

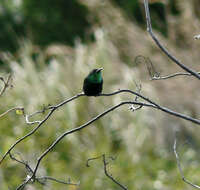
83 68 103 96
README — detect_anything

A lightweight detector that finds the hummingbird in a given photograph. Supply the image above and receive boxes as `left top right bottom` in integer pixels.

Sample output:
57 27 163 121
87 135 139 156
83 68 103 96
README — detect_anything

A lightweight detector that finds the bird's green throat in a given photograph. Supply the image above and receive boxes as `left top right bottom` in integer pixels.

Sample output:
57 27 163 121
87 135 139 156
87 71 102 83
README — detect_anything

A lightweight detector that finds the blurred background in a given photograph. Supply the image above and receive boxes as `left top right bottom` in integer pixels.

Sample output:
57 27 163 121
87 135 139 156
0 0 200 189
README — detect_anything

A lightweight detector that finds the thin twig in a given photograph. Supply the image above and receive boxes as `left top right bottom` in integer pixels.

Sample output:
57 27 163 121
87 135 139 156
31 101 141 183
174 135 200 189
0 93 84 165
86 155 102 167
18 98 200 189
86 155 127 189
9 152 33 174
0 107 24 118
135 55 198 80
0 74 12 96
151 72 200 80
134 55 160 79
101 90 200 125
102 154 128 190
25 108 48 125
1 89 200 189
9 152 45 185
2 89 200 168
133 79 142 102
16 101 152 189
140 55 200 80
143 0 200 80
130 80 143 111
9 152 79 187
36 176 79 186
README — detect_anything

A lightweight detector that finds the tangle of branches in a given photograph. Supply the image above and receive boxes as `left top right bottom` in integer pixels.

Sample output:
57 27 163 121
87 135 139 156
1 1 200 189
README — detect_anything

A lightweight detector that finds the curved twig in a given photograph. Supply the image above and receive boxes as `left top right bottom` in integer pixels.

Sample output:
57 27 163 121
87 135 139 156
143 0 200 80
86 155 102 167
174 135 200 189
86 154 127 189
0 93 84 165
16 98 200 189
9 152 79 187
101 90 200 125
16 101 153 189
0 107 24 118
151 72 200 80
1 88 200 189
0 74 12 96
2 89 200 168
36 176 79 186
102 154 128 190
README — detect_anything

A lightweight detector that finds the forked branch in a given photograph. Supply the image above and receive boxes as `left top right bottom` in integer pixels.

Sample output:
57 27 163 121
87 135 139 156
9 152 79 187
0 74 12 97
143 0 200 80
1 89 200 189
87 154 128 190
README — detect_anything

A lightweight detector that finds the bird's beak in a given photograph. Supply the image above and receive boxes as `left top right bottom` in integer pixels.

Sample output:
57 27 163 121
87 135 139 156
96 68 103 73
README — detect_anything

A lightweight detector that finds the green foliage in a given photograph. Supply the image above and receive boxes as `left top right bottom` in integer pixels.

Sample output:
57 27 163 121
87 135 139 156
169 0 181 15
149 3 167 36
112 0 144 24
21 0 92 46
0 0 93 54
0 0 25 53
112 0 167 36
0 0 183 56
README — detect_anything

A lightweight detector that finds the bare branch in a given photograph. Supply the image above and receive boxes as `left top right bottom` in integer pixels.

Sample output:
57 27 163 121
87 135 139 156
129 80 143 111
135 55 199 80
143 0 200 80
135 55 160 79
9 152 79 188
86 155 102 167
15 100 153 189
2 89 200 168
36 176 79 186
86 155 127 189
174 135 200 189
140 55 200 80
18 98 200 189
9 152 33 174
151 72 200 80
0 92 84 165
133 79 142 102
101 90 200 125
1 88 200 189
30 101 141 184
0 107 24 118
102 154 128 190
0 74 12 97
25 105 50 125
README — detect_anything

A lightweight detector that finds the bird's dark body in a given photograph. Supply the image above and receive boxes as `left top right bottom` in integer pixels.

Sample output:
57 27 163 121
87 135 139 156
83 78 103 96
